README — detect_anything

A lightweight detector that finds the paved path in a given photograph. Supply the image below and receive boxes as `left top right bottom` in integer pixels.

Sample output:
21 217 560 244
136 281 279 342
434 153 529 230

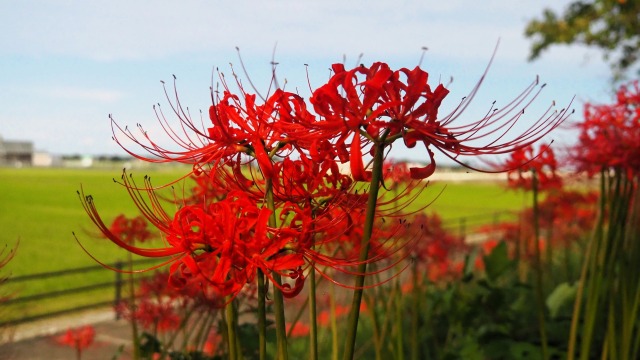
0 308 134 360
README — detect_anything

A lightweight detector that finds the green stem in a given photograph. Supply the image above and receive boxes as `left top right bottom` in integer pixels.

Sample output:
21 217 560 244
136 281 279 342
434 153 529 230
127 252 141 360
309 265 318 360
395 281 405 360
546 220 554 282
163 308 195 355
257 269 267 360
628 179 640 360
265 178 289 360
195 309 218 352
567 169 606 360
342 142 385 360
564 241 573 283
330 283 339 360
605 173 637 359
531 170 549 360
272 277 288 360
411 260 419 360
365 291 382 360
226 298 238 360
180 309 202 351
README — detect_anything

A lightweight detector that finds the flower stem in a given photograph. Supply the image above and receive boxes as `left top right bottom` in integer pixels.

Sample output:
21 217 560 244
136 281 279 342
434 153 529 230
265 178 289 360
309 265 318 360
531 170 549 360
127 252 141 360
395 281 405 360
342 142 385 360
410 260 419 360
257 269 267 360
273 273 288 360
226 297 238 360
330 283 339 360
567 169 607 360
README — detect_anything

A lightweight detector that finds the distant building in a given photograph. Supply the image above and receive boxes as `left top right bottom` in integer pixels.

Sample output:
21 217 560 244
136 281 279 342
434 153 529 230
0 136 34 167
33 151 60 167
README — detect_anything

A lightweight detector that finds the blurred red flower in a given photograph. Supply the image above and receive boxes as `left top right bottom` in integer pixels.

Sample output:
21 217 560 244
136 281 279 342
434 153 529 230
55 325 96 357
573 81 640 175
503 144 563 192
108 214 153 244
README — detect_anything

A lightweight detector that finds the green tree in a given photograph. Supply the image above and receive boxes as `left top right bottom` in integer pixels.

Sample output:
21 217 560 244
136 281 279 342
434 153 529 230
525 0 640 80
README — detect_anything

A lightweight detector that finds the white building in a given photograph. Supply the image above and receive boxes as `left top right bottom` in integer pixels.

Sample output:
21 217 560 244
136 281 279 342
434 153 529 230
0 135 33 167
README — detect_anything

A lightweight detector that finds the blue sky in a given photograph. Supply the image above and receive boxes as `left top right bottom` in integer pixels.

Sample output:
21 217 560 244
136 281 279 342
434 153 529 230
0 1 613 162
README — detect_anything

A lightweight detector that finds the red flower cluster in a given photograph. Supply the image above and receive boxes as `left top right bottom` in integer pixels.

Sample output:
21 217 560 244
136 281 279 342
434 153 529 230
116 270 227 356
306 63 568 180
482 189 597 260
402 212 468 282
503 144 563 192
317 302 368 327
108 214 153 245
55 325 95 355
116 272 181 333
81 59 568 303
574 81 640 176
286 322 311 338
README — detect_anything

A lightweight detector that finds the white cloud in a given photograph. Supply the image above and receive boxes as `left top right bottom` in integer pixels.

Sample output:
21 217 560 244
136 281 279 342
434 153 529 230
0 0 575 63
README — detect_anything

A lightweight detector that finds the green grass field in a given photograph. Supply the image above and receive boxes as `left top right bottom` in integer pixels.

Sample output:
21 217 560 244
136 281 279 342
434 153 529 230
0 166 526 323
0 166 188 276
0 166 189 323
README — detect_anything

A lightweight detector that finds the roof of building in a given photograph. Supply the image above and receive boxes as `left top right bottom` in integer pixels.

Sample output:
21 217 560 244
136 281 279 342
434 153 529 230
0 137 34 155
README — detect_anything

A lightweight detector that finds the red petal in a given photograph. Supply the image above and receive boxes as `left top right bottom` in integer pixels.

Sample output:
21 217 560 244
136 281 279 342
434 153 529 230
349 134 371 182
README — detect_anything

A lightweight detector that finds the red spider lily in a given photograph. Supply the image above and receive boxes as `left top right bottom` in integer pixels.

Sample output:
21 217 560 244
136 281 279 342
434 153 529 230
108 214 153 244
55 325 96 359
80 165 404 299
573 81 640 176
535 190 598 247
202 331 223 357
185 159 267 205
137 271 173 298
129 300 181 332
317 305 348 327
286 322 311 338
383 160 413 185
300 206 415 288
126 270 226 311
81 56 573 324
270 154 354 206
183 171 231 205
110 60 569 184
250 154 418 287
503 144 563 192
400 212 468 282
480 189 597 260
308 61 571 181
317 302 368 327
110 73 303 180
81 183 305 300
116 272 231 359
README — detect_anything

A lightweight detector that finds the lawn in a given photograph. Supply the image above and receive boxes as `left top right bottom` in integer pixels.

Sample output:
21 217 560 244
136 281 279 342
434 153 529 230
422 180 527 226
0 166 189 276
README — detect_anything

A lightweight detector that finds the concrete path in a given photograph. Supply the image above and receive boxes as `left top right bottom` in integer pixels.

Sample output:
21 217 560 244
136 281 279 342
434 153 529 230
0 308 134 360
